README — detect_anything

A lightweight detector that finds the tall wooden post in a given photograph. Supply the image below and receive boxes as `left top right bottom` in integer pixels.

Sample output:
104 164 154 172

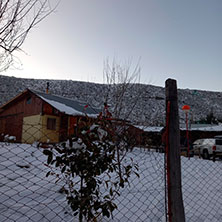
165 79 185 222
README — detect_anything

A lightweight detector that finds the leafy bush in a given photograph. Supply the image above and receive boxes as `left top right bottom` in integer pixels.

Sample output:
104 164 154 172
43 116 139 221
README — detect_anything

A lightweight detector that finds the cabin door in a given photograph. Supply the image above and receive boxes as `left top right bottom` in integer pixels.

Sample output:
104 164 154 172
59 115 68 142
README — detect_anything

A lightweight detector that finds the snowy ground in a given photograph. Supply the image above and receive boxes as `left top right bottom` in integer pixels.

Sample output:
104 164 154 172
0 143 222 222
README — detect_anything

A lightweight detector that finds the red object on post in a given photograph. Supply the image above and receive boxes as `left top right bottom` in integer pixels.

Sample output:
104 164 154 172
182 105 190 112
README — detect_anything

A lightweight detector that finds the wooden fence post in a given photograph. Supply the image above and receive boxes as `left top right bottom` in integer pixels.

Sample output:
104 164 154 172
165 79 185 222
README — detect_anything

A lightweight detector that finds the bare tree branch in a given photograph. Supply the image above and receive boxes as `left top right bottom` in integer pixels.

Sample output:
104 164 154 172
103 58 141 122
0 0 59 72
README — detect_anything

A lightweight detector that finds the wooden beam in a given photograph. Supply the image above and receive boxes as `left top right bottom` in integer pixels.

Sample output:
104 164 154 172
165 79 185 222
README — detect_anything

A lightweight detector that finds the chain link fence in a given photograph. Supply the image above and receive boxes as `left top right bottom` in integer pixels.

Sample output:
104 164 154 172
1 124 222 221
1 119 222 221
0 141 74 222
0 123 166 222
181 129 222 222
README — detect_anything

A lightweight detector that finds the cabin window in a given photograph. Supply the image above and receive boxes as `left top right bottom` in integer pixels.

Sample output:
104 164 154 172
47 118 56 130
26 97 32 104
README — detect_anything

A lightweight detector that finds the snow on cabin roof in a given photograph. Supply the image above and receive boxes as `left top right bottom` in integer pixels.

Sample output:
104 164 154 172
30 89 101 117
188 124 222 132
179 123 222 131
134 125 163 132
135 124 222 133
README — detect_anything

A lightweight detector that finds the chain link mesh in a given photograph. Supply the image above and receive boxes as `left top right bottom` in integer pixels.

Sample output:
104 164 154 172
0 123 166 221
181 130 222 222
1 123 222 221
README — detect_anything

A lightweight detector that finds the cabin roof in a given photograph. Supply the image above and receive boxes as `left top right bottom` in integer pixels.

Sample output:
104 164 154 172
0 89 101 117
31 89 100 116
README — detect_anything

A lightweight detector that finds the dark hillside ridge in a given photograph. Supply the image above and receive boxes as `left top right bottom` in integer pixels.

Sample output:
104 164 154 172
1 75 222 125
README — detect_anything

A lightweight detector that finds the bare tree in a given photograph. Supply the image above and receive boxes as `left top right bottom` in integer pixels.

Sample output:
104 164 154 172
0 0 59 71
103 58 142 122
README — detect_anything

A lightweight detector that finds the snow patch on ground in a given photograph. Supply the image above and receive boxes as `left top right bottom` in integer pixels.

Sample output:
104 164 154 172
0 143 222 221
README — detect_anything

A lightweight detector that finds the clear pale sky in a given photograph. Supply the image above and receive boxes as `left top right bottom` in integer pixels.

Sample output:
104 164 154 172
2 0 222 91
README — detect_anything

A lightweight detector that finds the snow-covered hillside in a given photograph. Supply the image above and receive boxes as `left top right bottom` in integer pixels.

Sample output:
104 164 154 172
1 75 222 125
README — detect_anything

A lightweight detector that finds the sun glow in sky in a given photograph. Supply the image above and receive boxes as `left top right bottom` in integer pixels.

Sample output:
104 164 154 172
2 0 222 91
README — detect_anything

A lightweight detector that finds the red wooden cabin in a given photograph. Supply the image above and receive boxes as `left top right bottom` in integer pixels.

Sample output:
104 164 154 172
0 89 100 144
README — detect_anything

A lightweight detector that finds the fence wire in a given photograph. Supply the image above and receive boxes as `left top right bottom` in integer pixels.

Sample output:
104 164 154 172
0 142 74 222
0 124 166 222
181 130 222 222
1 122 222 221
